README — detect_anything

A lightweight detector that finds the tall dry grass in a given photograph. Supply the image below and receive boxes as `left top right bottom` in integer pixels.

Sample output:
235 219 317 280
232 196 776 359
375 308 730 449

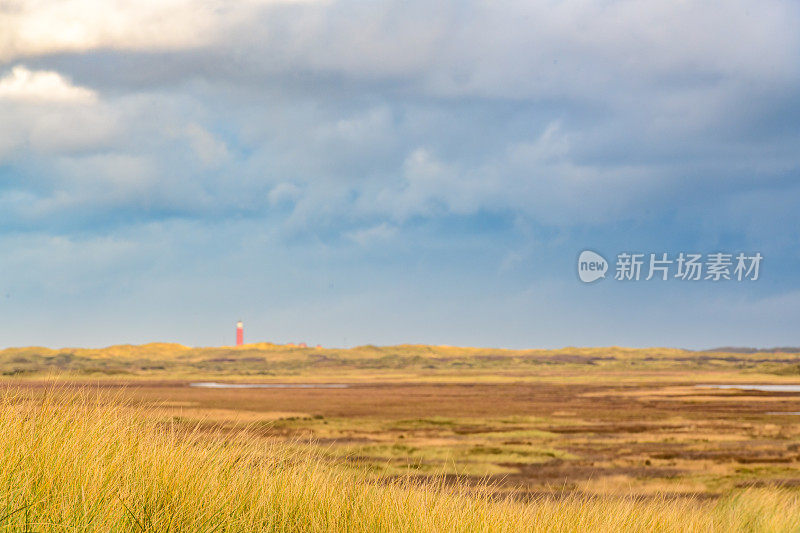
0 387 799 531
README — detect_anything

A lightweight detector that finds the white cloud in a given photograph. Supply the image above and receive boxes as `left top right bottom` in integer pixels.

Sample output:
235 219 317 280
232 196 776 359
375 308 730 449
358 120 672 227
268 182 302 206
346 223 397 245
183 124 230 167
25 108 118 154
57 153 156 187
0 0 324 62
315 107 394 145
0 65 96 102
0 65 125 160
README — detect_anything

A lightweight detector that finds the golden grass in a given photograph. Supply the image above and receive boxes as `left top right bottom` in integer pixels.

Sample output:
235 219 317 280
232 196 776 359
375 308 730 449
4 341 800 384
3 342 798 365
1 386 800 531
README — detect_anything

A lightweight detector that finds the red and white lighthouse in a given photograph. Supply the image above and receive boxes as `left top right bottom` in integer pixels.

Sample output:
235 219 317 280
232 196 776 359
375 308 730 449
236 321 244 346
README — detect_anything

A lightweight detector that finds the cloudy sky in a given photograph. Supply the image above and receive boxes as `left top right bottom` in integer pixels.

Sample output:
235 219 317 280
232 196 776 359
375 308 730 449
1 0 799 349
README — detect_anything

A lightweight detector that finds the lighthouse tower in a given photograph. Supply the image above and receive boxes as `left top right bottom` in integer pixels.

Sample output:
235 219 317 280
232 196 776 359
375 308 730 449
236 321 244 346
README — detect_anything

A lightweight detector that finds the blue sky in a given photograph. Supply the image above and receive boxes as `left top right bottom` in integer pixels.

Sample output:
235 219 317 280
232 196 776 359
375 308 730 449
1 0 799 349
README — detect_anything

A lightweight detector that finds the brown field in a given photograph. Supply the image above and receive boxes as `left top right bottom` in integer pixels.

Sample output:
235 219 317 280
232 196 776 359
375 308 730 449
7 345 800 501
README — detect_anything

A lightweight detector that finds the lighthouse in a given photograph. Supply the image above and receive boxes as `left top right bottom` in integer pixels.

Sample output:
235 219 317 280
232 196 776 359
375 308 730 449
236 321 244 346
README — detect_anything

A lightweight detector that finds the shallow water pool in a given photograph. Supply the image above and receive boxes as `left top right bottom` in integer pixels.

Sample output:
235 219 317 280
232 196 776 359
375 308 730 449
696 384 800 392
189 382 349 389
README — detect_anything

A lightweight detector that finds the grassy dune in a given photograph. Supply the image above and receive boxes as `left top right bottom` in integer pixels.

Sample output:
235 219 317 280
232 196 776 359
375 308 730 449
2 343 800 379
2 387 800 531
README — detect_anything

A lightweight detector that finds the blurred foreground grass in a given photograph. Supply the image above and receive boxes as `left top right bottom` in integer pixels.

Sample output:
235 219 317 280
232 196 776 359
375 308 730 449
3 385 800 531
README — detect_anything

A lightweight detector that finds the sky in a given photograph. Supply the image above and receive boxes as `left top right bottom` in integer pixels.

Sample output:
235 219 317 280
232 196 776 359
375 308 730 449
1 0 799 349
